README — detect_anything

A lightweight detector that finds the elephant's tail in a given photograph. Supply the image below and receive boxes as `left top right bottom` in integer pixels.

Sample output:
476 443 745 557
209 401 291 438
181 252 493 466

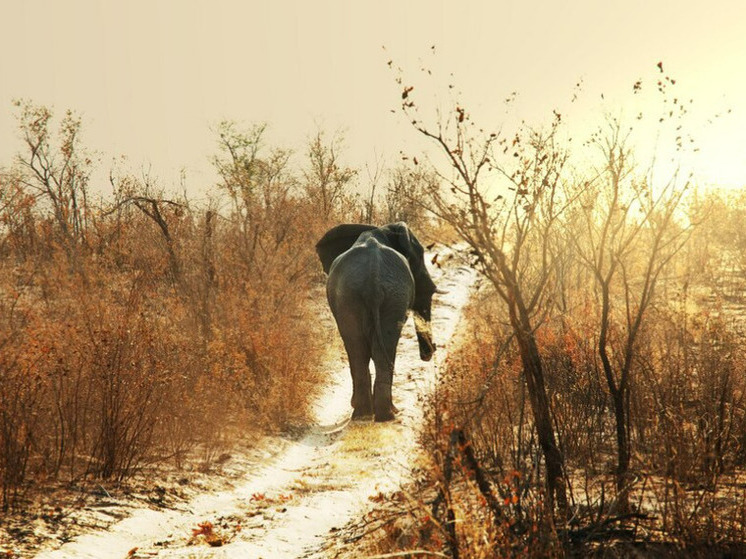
368 244 394 369
371 287 394 369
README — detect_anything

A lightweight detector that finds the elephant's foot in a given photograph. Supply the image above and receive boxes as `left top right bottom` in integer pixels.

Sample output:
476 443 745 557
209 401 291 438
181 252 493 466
351 391 373 420
374 404 398 422
373 380 396 421
351 407 374 421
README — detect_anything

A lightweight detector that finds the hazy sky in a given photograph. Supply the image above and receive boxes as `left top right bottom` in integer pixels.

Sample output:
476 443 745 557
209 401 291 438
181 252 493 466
1 0 745 198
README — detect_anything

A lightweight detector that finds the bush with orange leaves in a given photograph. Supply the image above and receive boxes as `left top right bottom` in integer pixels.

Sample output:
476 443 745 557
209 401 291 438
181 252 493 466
0 105 357 510
359 281 746 557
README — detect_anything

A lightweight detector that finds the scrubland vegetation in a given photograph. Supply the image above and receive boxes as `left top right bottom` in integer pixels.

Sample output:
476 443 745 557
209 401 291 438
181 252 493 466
351 66 746 557
4 58 746 558
0 101 433 514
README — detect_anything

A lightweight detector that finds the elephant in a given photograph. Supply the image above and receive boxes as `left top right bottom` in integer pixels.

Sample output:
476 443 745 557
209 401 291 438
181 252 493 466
316 222 438 422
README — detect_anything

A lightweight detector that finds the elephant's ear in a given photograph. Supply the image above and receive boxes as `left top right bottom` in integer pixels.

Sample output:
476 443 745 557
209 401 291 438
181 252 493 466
383 222 421 265
315 223 378 274
383 222 435 290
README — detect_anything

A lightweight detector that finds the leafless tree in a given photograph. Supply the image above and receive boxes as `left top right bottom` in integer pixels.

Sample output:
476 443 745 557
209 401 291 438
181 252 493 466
13 100 93 270
573 118 691 510
384 164 433 228
302 129 357 221
362 150 385 224
107 171 186 286
398 81 571 516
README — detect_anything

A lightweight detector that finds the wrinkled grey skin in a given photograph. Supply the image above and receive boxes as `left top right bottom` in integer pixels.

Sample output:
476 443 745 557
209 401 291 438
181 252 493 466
316 222 437 422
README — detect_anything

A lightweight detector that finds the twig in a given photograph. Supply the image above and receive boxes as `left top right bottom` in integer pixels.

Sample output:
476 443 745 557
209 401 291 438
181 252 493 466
431 429 460 559
455 430 504 525
343 516 400 544
564 511 655 543
364 551 450 558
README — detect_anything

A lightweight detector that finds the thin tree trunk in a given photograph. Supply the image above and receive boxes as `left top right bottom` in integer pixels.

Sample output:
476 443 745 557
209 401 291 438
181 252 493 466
506 289 568 518
612 388 631 511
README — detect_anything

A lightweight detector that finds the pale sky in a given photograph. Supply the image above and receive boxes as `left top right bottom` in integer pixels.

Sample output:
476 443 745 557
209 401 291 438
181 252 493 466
1 0 745 198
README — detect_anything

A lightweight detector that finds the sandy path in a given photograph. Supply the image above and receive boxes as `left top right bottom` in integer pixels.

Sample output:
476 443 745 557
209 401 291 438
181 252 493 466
35 250 475 559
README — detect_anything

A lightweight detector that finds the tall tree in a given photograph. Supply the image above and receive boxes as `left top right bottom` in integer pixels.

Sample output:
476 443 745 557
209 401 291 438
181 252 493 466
574 118 691 510
14 101 93 270
398 81 570 516
302 129 357 221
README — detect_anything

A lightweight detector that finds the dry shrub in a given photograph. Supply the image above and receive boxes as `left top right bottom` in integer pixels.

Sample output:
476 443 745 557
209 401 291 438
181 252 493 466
206 280 323 431
0 199 329 509
365 280 746 556
423 290 524 474
0 113 340 509
634 307 746 484
423 290 610 480
0 292 45 508
203 199 327 429
384 290 565 558
1 265 199 493
535 304 615 476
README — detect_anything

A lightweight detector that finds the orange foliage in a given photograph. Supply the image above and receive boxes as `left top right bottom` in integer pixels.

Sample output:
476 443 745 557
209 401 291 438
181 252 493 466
0 111 354 509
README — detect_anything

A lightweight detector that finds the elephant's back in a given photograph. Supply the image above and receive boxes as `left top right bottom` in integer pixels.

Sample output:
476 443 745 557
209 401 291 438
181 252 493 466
327 238 414 309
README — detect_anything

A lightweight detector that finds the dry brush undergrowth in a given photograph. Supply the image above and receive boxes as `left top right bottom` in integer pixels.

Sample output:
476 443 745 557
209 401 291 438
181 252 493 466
343 61 746 558
0 103 436 524
351 276 746 558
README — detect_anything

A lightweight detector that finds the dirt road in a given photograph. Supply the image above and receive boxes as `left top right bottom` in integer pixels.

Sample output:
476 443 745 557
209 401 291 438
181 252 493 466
35 250 475 559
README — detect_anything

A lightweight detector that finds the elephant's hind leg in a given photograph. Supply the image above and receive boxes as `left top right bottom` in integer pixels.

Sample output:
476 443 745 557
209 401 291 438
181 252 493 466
339 330 373 419
350 353 374 419
372 376 395 422
371 324 404 422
